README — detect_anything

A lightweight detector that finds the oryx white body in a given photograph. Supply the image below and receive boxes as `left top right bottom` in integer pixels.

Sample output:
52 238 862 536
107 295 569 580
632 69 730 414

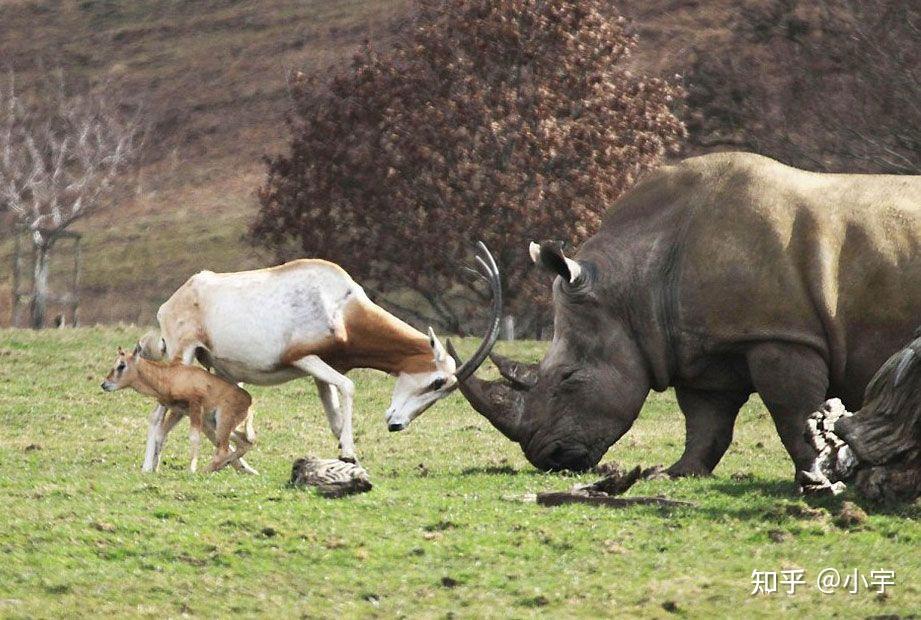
143 259 462 472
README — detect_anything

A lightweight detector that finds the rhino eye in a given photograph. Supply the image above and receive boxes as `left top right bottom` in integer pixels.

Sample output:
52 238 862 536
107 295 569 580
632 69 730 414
555 368 585 395
560 368 579 382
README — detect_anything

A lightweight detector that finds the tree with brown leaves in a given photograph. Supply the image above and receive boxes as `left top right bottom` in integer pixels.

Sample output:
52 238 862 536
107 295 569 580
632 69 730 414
253 0 685 334
686 0 920 174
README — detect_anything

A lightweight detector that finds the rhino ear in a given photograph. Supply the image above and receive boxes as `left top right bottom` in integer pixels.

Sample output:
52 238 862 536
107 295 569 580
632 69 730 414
529 240 582 284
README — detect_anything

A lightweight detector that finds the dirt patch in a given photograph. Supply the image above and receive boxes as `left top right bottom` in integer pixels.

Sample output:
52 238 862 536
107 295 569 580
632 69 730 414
834 501 869 529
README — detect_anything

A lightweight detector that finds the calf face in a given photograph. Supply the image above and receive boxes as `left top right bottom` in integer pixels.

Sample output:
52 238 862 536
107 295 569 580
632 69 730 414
101 346 138 392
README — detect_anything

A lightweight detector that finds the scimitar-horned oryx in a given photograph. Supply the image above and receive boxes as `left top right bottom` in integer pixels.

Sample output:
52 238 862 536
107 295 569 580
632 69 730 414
140 243 501 472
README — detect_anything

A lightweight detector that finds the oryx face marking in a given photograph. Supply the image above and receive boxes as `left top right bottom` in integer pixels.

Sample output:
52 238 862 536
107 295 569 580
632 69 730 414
385 334 458 431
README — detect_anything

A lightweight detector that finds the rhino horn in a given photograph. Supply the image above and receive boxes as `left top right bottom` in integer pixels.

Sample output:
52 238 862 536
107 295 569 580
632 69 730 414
489 352 538 390
447 340 527 443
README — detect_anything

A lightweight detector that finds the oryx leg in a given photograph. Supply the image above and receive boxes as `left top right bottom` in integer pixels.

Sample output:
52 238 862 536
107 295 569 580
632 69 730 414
142 404 166 472
315 378 356 462
188 401 204 473
144 406 185 472
143 404 185 472
290 356 355 462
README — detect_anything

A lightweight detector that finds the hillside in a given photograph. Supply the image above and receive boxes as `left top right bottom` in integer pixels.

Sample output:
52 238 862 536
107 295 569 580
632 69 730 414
0 0 871 326
0 0 409 325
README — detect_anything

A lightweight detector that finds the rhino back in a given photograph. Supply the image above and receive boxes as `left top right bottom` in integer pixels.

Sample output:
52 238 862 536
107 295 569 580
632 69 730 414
601 152 921 400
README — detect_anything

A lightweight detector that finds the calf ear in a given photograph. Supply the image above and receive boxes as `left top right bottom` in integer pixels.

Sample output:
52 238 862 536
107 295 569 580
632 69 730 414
528 240 582 284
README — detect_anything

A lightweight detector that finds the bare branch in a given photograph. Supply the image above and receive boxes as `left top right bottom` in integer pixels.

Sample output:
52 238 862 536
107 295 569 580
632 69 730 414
0 69 146 244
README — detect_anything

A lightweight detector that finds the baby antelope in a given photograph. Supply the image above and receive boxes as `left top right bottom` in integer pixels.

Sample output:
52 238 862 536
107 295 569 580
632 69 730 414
102 346 255 473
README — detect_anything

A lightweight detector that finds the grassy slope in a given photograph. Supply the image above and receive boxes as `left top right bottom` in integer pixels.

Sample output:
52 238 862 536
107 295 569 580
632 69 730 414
0 0 755 327
0 0 409 326
1 328 918 617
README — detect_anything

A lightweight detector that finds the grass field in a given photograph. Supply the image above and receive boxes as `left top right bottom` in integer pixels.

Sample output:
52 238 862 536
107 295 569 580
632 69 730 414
1 328 919 617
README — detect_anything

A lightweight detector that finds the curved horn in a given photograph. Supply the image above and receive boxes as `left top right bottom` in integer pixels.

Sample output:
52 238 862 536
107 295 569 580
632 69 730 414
489 352 538 390
454 241 503 382
446 340 526 442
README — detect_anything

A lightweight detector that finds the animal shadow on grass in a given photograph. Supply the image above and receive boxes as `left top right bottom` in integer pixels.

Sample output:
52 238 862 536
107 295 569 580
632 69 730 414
708 478 797 499
459 465 540 476
704 477 921 521
695 478 802 521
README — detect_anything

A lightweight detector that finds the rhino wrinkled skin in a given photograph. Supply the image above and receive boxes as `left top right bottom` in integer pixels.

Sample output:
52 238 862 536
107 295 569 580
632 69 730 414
459 152 921 476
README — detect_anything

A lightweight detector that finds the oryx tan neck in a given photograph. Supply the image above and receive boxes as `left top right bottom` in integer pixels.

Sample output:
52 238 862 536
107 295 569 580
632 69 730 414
282 298 436 375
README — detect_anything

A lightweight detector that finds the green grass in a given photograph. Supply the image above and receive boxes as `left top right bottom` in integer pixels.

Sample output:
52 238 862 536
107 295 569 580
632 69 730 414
0 328 919 617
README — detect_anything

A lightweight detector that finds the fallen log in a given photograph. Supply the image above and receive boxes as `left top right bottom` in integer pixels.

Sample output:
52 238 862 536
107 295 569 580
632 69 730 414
800 333 921 503
536 463 695 509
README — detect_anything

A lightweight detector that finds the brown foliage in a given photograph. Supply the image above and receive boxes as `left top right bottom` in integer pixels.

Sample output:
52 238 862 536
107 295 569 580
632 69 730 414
252 0 685 333
685 0 921 174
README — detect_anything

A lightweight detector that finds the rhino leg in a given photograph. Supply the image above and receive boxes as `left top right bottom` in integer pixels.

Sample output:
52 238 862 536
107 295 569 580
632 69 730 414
747 343 826 473
668 388 749 477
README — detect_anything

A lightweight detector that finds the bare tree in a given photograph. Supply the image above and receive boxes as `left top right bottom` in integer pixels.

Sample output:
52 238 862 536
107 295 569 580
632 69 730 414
0 70 144 328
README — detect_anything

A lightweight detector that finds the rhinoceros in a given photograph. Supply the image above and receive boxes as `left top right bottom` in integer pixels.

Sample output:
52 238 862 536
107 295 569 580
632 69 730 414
452 152 921 476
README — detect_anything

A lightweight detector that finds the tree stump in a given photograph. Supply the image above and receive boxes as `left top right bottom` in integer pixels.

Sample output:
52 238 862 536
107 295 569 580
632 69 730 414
800 335 921 503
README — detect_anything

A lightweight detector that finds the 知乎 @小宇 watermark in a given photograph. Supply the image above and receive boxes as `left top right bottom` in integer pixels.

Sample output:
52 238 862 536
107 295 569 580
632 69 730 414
751 569 895 595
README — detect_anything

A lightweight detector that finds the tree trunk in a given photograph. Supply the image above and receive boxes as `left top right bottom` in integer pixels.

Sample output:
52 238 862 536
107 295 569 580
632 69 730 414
501 315 515 341
11 231 23 328
30 242 50 330
834 344 921 503
800 337 921 503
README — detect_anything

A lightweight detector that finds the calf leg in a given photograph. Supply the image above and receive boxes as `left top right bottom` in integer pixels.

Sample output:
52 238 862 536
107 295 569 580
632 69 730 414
141 343 201 472
153 408 185 472
200 413 258 474
746 342 826 474
229 414 258 474
668 388 750 477
208 411 233 473
291 356 356 461
209 406 253 472
315 379 355 462
175 345 257 473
